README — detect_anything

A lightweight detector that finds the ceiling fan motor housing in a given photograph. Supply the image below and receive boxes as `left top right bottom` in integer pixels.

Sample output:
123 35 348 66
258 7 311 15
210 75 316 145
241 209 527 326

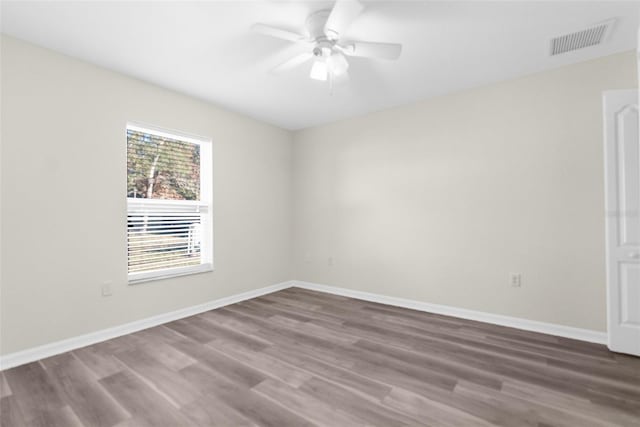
313 43 334 58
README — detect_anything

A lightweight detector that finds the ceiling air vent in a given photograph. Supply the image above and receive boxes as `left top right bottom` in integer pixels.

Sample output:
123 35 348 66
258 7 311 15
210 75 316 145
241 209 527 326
550 19 615 56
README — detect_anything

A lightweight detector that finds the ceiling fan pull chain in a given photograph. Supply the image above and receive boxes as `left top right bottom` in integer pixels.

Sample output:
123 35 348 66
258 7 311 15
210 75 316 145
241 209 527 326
328 71 334 95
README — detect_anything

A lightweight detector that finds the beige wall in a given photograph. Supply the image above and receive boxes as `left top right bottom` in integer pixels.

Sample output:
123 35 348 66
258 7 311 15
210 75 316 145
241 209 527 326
1 35 635 357
0 36 292 355
292 51 637 332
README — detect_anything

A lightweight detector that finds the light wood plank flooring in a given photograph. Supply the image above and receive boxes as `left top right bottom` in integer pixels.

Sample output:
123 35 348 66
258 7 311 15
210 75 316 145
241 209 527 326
1 287 639 426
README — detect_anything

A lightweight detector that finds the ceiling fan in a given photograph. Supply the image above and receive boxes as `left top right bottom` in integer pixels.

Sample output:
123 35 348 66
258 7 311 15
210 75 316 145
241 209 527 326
251 0 402 83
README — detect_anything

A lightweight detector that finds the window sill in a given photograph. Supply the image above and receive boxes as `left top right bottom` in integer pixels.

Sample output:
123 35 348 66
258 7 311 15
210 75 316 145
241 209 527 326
128 263 214 285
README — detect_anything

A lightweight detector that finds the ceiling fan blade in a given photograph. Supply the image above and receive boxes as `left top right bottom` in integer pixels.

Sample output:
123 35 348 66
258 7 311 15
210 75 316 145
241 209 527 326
271 52 314 73
324 0 364 39
340 41 402 60
252 23 308 42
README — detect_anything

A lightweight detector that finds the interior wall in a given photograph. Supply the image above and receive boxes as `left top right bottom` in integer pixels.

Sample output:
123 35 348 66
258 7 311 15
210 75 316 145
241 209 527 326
0 35 293 355
1 36 636 357
292 50 637 332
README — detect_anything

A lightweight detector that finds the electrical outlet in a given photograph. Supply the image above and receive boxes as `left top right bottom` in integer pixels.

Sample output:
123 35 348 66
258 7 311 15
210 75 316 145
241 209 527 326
509 273 522 287
101 281 113 297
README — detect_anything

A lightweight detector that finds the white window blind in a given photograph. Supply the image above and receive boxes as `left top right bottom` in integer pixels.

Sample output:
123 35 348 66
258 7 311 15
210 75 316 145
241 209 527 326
127 124 212 283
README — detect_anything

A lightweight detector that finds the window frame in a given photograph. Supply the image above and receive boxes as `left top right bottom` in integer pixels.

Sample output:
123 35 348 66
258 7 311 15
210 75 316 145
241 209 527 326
126 122 214 285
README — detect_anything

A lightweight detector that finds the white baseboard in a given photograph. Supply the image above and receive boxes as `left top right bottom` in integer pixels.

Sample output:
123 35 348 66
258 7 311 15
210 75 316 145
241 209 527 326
0 281 293 371
292 281 608 345
1 279 608 370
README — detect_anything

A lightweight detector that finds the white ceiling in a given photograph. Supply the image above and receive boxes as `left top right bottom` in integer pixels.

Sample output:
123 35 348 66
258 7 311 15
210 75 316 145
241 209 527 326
1 1 638 130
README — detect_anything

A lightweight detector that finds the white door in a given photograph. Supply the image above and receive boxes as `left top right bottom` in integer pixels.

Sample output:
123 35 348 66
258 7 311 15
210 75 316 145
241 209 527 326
604 89 640 356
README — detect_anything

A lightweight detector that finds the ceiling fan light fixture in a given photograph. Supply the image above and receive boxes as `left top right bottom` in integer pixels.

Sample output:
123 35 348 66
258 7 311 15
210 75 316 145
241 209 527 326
310 59 328 81
328 52 349 76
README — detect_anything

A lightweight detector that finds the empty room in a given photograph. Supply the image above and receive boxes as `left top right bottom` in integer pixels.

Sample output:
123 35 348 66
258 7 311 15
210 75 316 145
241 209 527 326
1 1 639 426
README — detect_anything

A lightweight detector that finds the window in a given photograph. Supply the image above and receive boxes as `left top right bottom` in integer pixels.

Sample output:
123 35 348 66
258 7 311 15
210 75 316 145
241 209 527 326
126 123 212 283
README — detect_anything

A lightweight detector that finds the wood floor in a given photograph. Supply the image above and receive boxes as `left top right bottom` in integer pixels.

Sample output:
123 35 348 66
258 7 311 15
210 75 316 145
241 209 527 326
1 288 639 427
